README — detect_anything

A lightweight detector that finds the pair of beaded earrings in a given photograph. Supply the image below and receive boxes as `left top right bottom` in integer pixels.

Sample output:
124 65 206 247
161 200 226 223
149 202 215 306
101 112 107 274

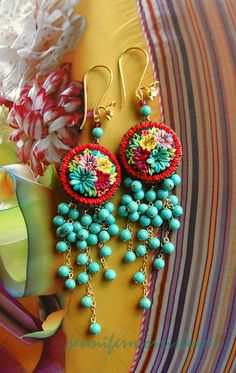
53 48 183 335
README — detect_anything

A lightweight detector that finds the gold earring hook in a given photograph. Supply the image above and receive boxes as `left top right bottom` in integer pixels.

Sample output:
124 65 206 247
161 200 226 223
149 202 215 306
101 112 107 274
118 47 150 107
80 65 115 130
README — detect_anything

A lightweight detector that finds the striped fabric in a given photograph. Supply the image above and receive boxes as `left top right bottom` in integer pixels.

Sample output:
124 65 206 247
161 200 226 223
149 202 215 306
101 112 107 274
132 0 236 372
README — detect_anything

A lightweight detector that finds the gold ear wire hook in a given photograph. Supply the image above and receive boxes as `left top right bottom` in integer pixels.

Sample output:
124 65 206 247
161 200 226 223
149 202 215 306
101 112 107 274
118 47 150 107
80 65 115 130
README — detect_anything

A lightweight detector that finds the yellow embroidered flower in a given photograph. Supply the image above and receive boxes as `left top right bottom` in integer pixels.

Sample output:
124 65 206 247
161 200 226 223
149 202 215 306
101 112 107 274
110 172 117 184
0 105 11 144
97 157 112 172
140 134 157 151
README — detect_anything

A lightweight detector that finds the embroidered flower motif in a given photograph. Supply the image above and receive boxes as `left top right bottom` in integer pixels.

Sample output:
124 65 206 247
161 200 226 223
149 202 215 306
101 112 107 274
147 146 170 174
97 157 112 173
140 134 157 151
78 152 98 173
133 146 151 171
95 171 111 195
156 129 174 149
69 167 97 196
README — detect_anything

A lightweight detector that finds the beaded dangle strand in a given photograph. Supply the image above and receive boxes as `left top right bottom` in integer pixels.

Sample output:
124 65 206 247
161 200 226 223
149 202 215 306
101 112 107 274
53 65 121 335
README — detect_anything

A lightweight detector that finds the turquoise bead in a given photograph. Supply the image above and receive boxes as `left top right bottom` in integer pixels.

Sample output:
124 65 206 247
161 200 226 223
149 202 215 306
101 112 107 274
108 224 119 236
153 257 165 269
160 209 172 220
106 215 115 225
135 245 147 257
121 194 133 205
169 219 180 230
76 240 87 250
92 213 102 223
67 232 77 243
133 271 145 283
138 203 148 214
154 200 163 210
169 195 179 206
104 202 115 213
137 229 149 241
56 227 67 238
77 272 89 284
58 202 69 215
124 177 132 187
58 265 70 277
140 104 152 116
145 190 157 202
100 245 112 257
163 242 175 254
157 189 169 199
68 208 79 220
149 237 160 250
118 206 128 217
127 201 138 212
162 178 175 191
104 269 116 281
98 230 110 242
120 229 131 241
88 261 100 274
81 295 93 308
123 251 136 262
81 214 92 227
98 208 110 220
89 223 101 234
134 190 145 200
140 215 151 227
77 228 89 241
146 206 158 218
76 253 88 266
139 297 152 309
65 278 76 290
92 127 103 138
130 180 142 192
53 215 64 227
172 205 183 217
73 222 82 232
152 215 163 227
56 241 68 253
171 174 181 185
129 212 140 223
87 234 98 246
62 222 74 234
89 322 101 335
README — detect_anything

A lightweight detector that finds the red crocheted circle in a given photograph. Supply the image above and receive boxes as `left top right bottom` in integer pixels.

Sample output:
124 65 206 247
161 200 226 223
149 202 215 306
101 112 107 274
60 144 121 205
119 122 182 183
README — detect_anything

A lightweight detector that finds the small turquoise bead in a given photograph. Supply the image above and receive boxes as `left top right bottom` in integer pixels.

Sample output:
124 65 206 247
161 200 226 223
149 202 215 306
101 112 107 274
149 237 160 250
138 203 148 214
76 253 88 266
67 232 77 243
104 269 116 281
53 215 64 227
98 230 110 242
137 229 149 241
169 195 179 206
140 215 151 227
135 245 147 257
87 234 98 246
77 228 89 241
140 104 152 117
108 224 119 236
169 219 180 230
146 206 158 218
106 215 116 225
104 202 115 213
118 206 128 217
68 208 79 220
92 213 101 223
160 209 172 220
127 201 139 213
58 202 69 215
56 227 67 238
145 190 157 202
88 261 100 274
92 127 103 138
172 205 183 217
129 212 140 223
77 272 89 284
163 242 175 254
56 241 68 253
171 174 181 185
81 295 93 308
162 179 175 191
89 322 101 335
100 245 112 257
139 297 152 309
133 271 145 283
81 214 92 227
98 208 110 220
157 189 169 199
62 222 74 234
65 278 76 290
58 265 70 277
76 240 88 250
73 222 82 232
152 215 163 227
153 257 165 269
124 177 133 187
120 229 131 241
130 180 142 192
134 190 145 200
123 251 136 262
154 200 163 210
89 223 101 234
121 194 133 205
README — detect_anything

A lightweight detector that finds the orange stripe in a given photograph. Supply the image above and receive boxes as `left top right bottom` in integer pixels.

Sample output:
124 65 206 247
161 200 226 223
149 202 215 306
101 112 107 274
224 340 236 373
226 0 236 27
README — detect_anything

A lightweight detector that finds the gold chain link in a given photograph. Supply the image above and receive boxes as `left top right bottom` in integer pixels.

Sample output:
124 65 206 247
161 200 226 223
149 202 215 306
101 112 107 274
65 246 74 279
85 246 97 323
141 225 153 297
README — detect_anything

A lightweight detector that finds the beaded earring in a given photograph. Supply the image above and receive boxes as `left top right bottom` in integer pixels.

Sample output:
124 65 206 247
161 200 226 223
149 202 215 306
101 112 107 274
118 48 183 310
53 65 121 335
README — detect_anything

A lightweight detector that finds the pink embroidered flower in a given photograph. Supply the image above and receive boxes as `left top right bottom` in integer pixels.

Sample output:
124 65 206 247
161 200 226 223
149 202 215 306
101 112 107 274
133 146 151 171
156 129 174 149
95 170 111 195
79 153 98 174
